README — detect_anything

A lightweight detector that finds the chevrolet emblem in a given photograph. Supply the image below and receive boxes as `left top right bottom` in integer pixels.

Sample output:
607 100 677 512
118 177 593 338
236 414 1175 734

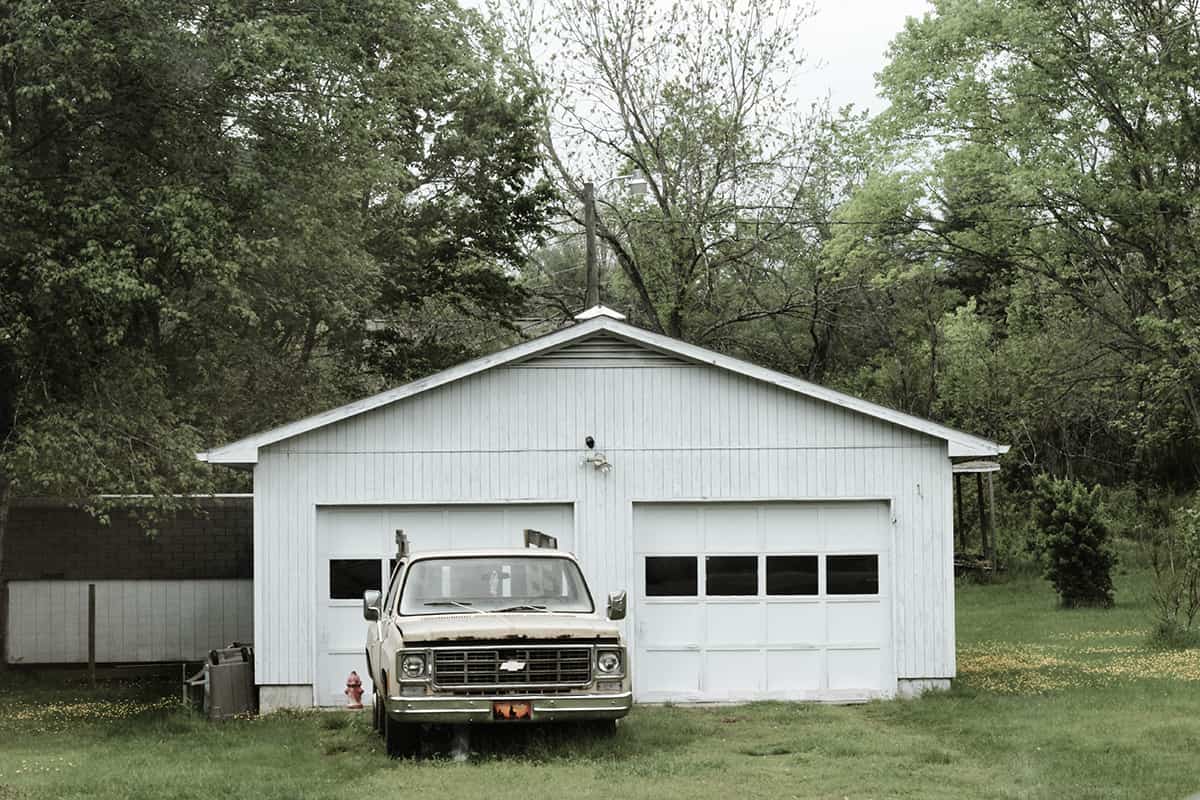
499 659 527 672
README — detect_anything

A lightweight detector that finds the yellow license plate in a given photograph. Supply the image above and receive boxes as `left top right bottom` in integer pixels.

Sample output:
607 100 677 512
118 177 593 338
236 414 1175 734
492 701 532 721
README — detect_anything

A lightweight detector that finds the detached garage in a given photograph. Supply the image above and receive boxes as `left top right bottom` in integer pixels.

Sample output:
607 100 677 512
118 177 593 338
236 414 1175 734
198 306 1005 710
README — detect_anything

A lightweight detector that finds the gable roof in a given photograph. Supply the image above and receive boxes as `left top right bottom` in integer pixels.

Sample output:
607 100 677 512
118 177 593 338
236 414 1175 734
197 309 1007 465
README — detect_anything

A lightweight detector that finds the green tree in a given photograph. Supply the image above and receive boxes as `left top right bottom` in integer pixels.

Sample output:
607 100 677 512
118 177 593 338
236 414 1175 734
511 0 869 377
1151 505 1200 643
1031 475 1116 608
873 0 1200 484
0 0 551 661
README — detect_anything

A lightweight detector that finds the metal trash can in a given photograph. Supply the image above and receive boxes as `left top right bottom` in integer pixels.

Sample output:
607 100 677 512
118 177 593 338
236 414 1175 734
184 642 256 720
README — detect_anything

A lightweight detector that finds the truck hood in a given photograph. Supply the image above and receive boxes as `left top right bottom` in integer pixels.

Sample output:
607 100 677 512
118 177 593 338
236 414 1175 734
398 613 620 644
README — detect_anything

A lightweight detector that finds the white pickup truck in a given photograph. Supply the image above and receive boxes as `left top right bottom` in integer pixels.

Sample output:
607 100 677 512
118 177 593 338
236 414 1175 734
363 531 632 757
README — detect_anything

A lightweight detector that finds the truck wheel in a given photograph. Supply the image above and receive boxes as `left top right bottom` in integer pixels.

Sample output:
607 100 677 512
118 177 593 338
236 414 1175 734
372 694 382 732
383 711 420 758
587 719 617 738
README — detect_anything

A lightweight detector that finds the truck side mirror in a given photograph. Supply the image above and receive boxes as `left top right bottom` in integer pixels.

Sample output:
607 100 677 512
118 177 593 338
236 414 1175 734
363 589 382 621
606 591 627 621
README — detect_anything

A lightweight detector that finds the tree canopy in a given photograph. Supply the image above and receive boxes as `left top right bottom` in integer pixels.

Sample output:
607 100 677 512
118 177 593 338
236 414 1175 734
5 0 1200 528
0 0 553 511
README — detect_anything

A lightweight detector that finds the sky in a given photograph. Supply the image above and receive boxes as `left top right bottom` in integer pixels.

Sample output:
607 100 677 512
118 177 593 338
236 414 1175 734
791 0 932 112
466 0 934 114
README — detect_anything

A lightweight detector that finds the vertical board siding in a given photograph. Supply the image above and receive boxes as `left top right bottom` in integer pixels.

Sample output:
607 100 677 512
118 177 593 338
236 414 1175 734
256 363 955 688
6 580 253 664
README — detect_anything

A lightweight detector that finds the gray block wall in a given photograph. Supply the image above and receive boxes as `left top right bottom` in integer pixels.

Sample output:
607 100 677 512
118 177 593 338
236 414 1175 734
2 497 253 581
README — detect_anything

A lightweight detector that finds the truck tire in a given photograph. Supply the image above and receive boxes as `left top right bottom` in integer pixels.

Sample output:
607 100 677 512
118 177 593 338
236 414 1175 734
372 694 383 732
383 711 420 758
587 719 617 738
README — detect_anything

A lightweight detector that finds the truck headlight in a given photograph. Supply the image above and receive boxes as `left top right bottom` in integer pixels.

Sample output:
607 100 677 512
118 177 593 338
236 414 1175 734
400 653 426 678
596 650 621 674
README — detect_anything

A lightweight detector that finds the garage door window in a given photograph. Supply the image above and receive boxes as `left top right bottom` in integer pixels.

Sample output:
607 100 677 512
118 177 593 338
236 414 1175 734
645 556 698 596
329 559 383 600
705 556 758 595
766 555 818 595
826 555 879 595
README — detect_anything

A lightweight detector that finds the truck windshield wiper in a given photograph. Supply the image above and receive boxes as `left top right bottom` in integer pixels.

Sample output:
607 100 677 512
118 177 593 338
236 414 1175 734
423 601 487 614
495 604 550 613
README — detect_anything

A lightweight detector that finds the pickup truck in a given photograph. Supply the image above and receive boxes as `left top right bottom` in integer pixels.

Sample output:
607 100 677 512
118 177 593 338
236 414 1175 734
363 531 632 757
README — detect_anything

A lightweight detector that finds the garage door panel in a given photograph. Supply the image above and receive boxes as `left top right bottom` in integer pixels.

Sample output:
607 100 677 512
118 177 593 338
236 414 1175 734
826 602 885 643
384 510 449 551
762 505 822 551
640 650 701 695
703 506 762 552
705 603 765 647
637 506 701 553
705 651 764 695
326 608 369 651
322 508 391 555
765 603 826 646
639 603 703 647
448 509 508 549
827 649 884 691
318 652 369 708
822 503 888 549
766 650 823 692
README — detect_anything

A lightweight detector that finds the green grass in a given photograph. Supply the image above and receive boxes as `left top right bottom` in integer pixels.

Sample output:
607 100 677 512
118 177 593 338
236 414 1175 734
2 571 1198 799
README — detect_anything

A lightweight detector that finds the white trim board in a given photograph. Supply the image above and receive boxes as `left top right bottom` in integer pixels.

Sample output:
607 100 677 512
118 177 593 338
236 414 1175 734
198 312 1007 465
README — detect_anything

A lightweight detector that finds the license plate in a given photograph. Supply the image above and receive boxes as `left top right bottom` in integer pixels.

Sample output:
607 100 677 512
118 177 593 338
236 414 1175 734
492 701 532 721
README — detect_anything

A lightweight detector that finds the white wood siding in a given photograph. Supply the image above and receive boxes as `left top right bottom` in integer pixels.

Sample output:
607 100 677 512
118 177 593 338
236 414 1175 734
254 362 954 688
6 580 253 664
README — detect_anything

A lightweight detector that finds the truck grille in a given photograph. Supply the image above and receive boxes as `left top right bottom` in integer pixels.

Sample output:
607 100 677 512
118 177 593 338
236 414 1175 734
432 646 593 688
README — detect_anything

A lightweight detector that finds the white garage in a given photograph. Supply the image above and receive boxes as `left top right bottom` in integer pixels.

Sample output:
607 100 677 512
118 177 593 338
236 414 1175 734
198 306 1005 709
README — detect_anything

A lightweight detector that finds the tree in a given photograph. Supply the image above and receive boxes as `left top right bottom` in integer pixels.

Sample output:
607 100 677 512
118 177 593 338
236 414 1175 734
873 0 1200 485
1151 505 1200 643
511 0 865 375
1030 475 1116 608
0 0 551 662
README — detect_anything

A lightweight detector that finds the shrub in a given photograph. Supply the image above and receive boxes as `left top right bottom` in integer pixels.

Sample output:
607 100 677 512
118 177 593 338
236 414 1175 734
1029 475 1116 608
1149 505 1200 643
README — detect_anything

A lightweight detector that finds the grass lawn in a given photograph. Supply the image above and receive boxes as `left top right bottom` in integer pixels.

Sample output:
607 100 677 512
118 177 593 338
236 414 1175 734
1 570 1198 799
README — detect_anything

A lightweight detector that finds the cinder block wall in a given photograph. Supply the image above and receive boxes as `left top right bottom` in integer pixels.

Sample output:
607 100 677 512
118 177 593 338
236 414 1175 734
2 497 253 580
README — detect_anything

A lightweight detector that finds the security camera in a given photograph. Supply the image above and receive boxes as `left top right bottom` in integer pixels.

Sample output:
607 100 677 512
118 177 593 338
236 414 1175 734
585 435 595 449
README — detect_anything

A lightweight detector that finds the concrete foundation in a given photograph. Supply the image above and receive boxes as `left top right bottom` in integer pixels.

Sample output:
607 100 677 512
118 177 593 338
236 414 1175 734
896 678 952 698
259 684 314 713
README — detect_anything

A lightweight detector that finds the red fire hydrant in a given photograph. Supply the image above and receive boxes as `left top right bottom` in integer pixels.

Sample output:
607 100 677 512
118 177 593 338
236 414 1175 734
345 671 364 709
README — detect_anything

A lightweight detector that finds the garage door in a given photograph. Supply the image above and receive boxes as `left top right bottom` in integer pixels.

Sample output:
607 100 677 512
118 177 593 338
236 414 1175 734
315 503 573 707
633 502 893 703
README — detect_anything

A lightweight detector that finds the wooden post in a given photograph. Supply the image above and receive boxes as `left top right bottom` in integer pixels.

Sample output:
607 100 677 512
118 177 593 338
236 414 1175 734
985 472 997 568
87 583 96 687
583 181 599 307
975 473 988 563
953 473 964 550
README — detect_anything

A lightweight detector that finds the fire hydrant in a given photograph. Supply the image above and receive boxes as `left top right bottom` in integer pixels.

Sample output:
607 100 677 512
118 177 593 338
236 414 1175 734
345 671 364 709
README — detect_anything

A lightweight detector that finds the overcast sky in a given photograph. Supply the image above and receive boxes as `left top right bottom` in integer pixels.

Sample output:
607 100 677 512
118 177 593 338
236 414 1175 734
791 0 932 112
470 0 934 114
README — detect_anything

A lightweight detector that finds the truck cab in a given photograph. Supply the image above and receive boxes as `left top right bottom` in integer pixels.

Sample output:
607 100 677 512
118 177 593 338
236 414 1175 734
363 531 631 757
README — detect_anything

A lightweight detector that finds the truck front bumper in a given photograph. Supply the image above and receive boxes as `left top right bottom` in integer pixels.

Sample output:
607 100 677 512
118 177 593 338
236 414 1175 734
386 691 632 724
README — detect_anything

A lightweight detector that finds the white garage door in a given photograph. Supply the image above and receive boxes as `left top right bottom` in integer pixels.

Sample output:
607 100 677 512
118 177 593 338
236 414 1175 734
315 503 573 707
634 502 893 703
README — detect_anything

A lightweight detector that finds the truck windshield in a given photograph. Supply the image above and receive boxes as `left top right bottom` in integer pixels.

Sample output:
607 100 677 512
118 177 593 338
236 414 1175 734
398 556 594 615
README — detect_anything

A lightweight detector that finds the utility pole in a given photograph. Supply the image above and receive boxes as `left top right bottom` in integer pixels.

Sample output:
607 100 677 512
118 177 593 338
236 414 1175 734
583 181 599 307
